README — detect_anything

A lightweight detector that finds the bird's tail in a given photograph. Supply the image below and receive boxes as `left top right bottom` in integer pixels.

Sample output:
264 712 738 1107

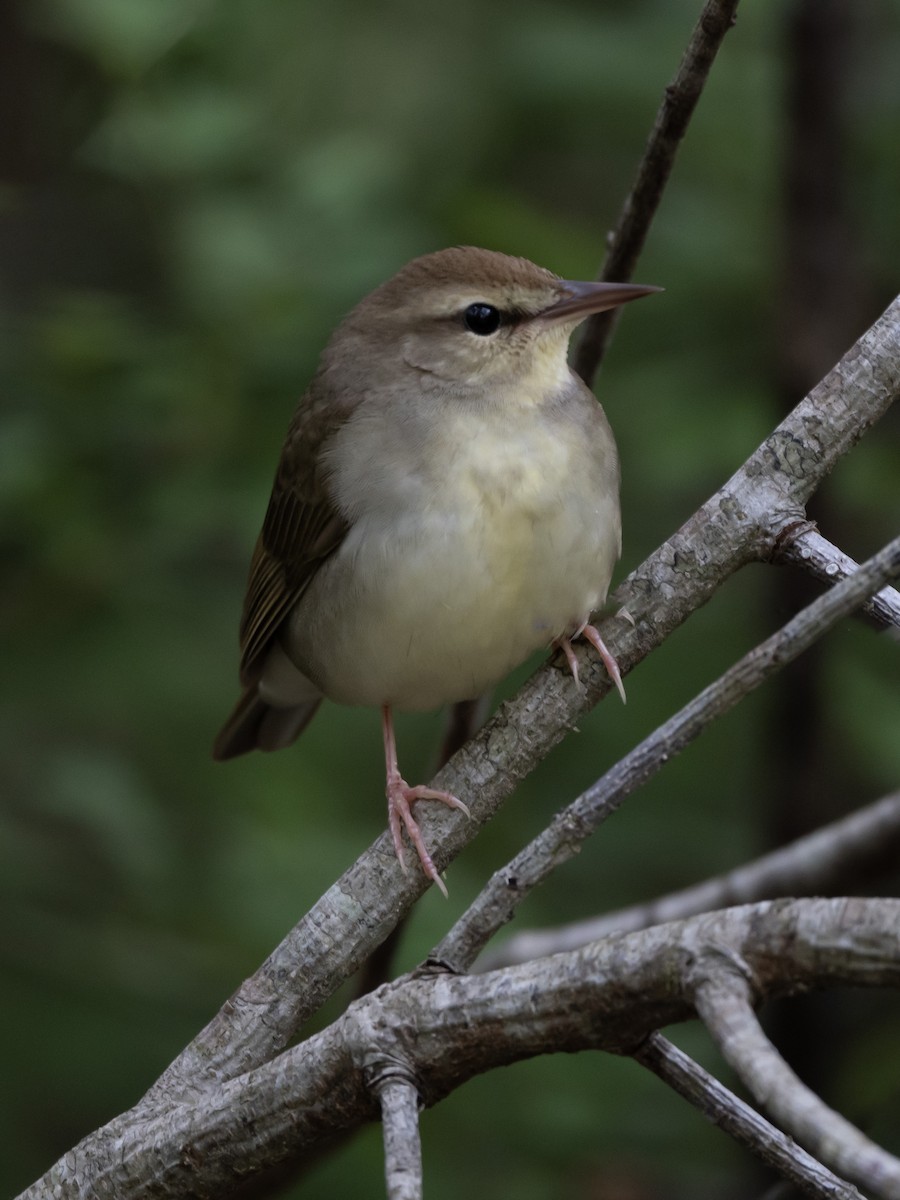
212 688 322 761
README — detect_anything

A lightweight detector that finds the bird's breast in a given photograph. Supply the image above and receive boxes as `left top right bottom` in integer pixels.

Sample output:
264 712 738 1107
284 396 621 710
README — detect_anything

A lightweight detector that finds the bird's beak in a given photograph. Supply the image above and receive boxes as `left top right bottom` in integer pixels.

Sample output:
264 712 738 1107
540 280 662 323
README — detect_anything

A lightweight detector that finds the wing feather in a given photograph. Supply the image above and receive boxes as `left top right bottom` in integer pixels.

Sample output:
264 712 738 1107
235 385 351 685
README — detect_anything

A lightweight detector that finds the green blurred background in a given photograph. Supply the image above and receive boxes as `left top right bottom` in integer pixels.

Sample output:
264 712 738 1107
2 1 898 1196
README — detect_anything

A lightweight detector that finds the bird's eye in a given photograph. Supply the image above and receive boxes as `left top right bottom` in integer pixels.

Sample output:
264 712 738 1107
463 303 502 335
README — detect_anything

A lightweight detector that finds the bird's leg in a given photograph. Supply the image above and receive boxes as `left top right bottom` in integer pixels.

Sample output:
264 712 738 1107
555 623 627 704
381 704 470 898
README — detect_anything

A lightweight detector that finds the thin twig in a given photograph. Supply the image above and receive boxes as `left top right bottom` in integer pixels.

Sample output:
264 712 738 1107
776 524 900 632
431 535 900 972
695 974 900 1198
479 791 900 970
573 0 741 386
633 1033 863 1199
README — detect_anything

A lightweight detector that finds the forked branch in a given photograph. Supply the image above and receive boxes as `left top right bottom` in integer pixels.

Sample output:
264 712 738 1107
20 900 900 1199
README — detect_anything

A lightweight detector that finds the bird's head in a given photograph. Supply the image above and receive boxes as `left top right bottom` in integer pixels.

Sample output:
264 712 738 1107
333 246 660 400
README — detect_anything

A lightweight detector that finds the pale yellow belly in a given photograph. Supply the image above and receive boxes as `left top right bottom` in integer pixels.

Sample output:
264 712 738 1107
282 469 618 711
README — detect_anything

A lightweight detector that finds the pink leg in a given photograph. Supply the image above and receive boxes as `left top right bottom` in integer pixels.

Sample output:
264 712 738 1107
381 705 470 898
556 624 627 704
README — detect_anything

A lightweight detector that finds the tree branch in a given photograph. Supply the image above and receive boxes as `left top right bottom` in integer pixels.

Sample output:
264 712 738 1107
695 972 900 1197
480 790 900 969
632 1034 864 1200
21 899 900 1199
432 535 900 972
573 0 742 385
775 524 900 631
378 1078 423 1200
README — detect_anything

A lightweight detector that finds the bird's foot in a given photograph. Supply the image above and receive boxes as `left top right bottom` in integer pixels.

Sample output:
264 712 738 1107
386 774 470 898
555 635 583 687
556 623 627 704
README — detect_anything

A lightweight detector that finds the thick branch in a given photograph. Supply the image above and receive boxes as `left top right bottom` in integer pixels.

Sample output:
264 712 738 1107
22 899 900 1199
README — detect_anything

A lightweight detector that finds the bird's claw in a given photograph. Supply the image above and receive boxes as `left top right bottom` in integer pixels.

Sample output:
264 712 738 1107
386 776 470 898
615 604 636 628
556 623 627 704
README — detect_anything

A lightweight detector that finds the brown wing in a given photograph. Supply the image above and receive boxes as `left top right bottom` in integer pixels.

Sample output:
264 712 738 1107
236 386 351 686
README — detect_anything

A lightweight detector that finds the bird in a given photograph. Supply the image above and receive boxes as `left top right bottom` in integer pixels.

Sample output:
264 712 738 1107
213 246 659 895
